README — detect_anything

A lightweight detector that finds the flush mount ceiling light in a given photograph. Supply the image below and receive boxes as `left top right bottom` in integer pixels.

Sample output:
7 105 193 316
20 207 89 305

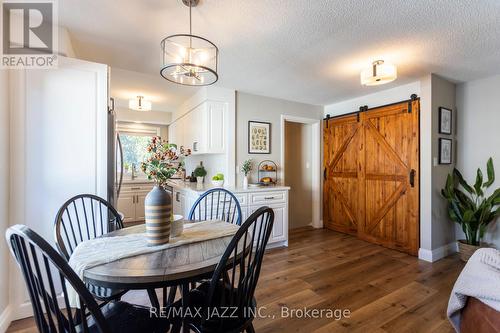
129 96 152 111
160 0 218 86
360 60 397 86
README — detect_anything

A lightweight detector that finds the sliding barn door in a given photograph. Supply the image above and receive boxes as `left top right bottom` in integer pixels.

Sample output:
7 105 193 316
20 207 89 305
323 114 362 235
323 100 419 255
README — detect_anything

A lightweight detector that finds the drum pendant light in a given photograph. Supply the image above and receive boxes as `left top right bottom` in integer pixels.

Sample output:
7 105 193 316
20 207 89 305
160 0 219 86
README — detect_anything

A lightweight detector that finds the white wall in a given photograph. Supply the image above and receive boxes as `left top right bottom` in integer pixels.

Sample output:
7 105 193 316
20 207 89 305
236 92 323 185
0 71 11 332
116 107 172 125
324 81 421 117
456 74 500 248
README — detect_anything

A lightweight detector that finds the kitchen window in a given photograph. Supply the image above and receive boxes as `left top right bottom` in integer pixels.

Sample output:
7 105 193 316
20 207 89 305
117 123 162 177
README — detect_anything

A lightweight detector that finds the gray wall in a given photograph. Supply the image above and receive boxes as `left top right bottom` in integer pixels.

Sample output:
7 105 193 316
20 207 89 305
285 122 313 228
236 92 323 185
431 75 457 248
456 74 500 248
0 71 10 317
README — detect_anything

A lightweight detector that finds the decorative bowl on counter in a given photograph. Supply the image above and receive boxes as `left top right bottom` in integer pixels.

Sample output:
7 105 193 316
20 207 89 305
211 180 224 187
170 215 184 238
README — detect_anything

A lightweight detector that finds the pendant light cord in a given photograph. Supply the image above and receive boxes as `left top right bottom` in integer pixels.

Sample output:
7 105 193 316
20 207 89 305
189 0 192 49
189 0 192 35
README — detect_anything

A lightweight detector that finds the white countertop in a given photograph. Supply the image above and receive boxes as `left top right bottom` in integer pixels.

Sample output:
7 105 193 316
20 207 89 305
167 179 290 195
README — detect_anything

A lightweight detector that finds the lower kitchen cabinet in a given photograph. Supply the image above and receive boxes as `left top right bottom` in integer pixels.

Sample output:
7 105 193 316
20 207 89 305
249 203 287 244
117 183 153 224
169 181 289 248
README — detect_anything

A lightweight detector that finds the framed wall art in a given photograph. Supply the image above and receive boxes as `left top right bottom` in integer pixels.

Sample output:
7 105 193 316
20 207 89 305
439 138 453 164
248 121 271 154
439 107 452 135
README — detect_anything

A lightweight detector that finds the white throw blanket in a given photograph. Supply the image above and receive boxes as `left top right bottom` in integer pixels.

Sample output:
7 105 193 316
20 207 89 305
447 248 500 331
67 220 239 308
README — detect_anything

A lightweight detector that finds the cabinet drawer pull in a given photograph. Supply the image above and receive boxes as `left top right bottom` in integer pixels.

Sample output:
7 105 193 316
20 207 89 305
264 196 275 200
131 187 141 190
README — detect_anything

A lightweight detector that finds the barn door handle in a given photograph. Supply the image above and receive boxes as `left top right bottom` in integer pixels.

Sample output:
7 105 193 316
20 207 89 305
324 168 327 180
409 169 416 187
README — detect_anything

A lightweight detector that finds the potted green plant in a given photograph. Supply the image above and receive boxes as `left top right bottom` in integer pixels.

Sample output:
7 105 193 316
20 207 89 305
241 159 252 189
193 163 207 185
441 157 500 261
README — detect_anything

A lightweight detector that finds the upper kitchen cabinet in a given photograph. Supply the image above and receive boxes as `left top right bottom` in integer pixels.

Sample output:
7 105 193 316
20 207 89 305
169 100 227 155
206 101 226 153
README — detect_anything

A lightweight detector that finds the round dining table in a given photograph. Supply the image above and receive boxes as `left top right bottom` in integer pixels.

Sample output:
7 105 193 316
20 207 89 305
83 222 239 308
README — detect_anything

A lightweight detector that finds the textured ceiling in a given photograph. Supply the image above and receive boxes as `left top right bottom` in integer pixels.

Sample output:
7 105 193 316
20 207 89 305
110 67 196 112
60 0 500 105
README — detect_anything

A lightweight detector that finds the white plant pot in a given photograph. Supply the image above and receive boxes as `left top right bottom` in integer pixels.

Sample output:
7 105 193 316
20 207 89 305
212 180 224 187
243 175 249 189
196 176 204 184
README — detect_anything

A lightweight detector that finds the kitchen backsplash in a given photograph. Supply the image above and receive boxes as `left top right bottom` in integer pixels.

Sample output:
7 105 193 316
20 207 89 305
184 154 226 181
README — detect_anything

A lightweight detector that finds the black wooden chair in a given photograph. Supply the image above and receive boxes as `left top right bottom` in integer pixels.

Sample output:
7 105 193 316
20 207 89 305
188 188 243 226
171 206 274 333
6 224 170 333
53 194 127 303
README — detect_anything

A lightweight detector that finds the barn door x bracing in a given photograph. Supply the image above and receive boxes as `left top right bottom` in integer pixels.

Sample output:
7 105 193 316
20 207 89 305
323 100 419 255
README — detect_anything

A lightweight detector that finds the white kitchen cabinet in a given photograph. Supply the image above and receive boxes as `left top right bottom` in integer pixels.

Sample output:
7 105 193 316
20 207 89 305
117 192 135 223
117 183 153 224
135 190 149 221
206 101 226 153
167 121 177 144
189 103 207 154
249 201 288 245
168 100 226 155
169 180 289 247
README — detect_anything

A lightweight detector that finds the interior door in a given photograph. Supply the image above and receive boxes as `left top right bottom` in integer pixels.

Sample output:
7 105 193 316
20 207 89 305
360 101 419 255
323 100 419 255
323 114 361 235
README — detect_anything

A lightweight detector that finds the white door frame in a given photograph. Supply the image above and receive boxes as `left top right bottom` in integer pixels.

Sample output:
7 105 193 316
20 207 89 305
280 115 322 229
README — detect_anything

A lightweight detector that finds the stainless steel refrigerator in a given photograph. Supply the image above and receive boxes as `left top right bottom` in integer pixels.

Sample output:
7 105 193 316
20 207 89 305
107 97 124 207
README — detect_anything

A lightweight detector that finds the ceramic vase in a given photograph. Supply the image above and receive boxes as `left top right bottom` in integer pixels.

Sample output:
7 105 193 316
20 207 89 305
243 175 249 189
145 185 172 246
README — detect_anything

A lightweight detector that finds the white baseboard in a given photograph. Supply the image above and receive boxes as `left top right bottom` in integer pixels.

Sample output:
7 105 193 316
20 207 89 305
418 242 458 262
0 306 12 333
266 240 288 249
11 295 67 322
12 301 35 321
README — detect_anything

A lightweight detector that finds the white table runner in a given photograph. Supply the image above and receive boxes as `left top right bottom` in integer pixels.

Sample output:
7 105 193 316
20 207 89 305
67 220 239 307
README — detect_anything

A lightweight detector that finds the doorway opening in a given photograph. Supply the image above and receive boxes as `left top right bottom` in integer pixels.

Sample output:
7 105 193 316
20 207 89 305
281 115 321 232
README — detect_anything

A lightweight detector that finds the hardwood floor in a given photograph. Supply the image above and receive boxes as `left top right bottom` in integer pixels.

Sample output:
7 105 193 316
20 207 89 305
7 227 464 333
